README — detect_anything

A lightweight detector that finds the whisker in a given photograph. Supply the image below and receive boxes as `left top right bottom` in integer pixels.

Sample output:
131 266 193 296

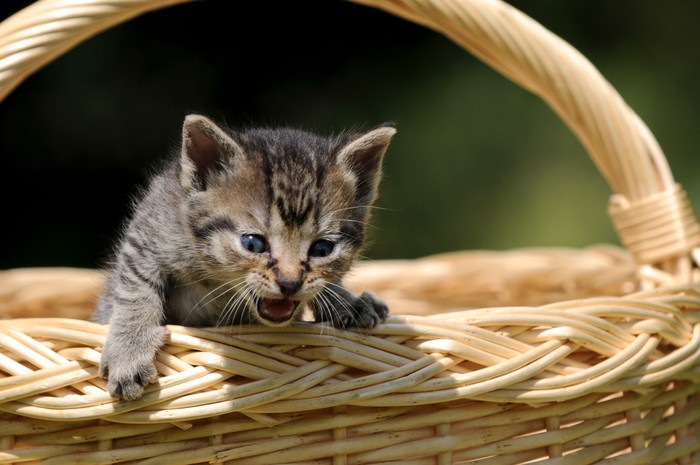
313 290 337 336
233 285 259 336
317 205 381 227
313 294 333 336
337 218 380 231
215 287 242 327
323 284 358 328
180 278 247 325
217 282 255 328
194 277 246 309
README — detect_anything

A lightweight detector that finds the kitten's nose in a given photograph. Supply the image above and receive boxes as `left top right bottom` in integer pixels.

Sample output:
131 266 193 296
276 277 302 297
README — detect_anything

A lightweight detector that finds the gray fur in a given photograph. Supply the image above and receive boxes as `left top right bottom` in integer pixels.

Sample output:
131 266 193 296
95 114 395 400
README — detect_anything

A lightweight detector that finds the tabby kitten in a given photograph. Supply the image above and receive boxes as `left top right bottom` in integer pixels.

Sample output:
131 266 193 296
94 114 395 400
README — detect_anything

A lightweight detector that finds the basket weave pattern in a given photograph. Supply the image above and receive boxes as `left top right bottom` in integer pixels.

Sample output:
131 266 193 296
0 0 699 464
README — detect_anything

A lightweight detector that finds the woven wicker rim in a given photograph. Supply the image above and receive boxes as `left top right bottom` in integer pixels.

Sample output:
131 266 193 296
0 2 699 464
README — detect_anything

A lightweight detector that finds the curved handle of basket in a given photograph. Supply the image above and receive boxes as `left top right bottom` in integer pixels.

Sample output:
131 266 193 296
0 0 190 99
1 0 698 271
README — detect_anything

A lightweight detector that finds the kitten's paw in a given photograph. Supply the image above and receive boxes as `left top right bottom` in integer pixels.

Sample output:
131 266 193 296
100 358 159 401
340 291 389 330
99 326 169 401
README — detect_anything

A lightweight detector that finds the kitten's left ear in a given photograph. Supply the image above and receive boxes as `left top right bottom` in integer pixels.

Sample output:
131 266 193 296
180 114 245 191
337 123 396 204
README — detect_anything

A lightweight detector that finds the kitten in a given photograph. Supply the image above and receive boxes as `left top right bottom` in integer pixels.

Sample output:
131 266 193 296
94 114 395 400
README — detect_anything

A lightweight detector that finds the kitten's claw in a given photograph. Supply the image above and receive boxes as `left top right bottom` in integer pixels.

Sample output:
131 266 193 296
99 325 169 401
100 359 159 401
340 291 388 330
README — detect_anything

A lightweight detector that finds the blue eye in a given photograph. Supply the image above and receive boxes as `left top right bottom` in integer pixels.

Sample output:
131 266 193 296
241 234 268 254
309 239 335 258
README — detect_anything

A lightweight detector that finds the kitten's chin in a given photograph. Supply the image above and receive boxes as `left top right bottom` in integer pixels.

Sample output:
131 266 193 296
255 297 301 326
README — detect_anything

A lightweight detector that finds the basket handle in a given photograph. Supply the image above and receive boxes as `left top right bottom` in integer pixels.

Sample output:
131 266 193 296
1 0 698 280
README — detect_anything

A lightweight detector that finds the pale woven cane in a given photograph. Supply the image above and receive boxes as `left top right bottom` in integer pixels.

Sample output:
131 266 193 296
0 1 698 464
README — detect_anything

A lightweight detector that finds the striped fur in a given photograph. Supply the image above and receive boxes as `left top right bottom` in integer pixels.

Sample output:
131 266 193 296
94 114 396 400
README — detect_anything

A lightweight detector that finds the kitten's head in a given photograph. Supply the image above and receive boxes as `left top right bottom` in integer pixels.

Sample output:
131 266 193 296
178 114 395 326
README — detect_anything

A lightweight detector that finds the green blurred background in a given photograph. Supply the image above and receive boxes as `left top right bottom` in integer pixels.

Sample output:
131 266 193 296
1 1 699 269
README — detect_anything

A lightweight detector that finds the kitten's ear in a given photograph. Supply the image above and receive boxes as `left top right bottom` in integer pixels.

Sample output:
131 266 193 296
337 123 396 204
180 114 245 191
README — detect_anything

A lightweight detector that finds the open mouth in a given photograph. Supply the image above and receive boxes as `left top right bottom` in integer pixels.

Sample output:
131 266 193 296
256 297 300 324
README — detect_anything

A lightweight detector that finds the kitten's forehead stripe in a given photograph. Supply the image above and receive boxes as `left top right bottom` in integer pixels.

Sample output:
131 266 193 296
275 195 313 228
259 152 275 228
191 216 236 239
239 128 331 229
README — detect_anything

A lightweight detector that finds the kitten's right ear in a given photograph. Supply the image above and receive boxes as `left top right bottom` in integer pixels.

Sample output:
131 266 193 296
336 123 397 205
180 114 245 191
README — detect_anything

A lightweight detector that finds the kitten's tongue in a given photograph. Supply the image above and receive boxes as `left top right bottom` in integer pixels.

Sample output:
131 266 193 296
261 297 295 322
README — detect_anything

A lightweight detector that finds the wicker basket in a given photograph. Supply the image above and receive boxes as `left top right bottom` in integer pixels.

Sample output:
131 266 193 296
1 1 699 464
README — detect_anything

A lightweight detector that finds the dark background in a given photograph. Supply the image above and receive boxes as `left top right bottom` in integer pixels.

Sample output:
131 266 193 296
1 1 699 269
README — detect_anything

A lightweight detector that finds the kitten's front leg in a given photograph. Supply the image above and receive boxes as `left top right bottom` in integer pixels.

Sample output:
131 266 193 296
96 270 169 401
311 284 388 329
